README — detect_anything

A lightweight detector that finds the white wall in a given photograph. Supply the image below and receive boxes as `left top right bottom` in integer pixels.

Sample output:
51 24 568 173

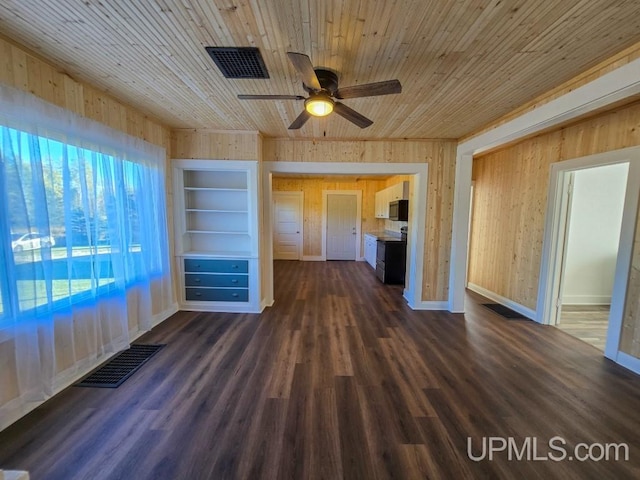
562 163 628 305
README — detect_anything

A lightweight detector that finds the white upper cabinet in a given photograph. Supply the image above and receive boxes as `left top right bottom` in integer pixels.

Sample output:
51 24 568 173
375 181 409 218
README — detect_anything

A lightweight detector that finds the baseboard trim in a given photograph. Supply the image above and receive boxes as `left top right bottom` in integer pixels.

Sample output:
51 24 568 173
409 299 449 310
467 283 537 321
302 256 325 261
616 351 640 376
151 304 179 328
562 295 611 306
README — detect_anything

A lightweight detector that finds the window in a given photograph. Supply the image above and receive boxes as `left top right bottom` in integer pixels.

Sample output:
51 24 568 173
0 124 168 319
0 83 175 432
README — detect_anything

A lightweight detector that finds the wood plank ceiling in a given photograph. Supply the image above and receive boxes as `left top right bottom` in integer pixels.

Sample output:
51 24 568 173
1 0 640 139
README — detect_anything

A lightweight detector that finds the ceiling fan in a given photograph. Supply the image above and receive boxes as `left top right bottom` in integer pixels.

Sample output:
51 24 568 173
238 52 402 129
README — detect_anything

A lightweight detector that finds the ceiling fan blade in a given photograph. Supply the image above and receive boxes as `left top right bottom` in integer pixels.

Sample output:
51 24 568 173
286 52 321 91
333 102 373 128
335 79 402 99
238 94 305 100
288 110 312 130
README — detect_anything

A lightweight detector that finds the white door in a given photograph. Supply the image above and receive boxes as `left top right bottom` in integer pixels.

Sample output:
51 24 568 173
273 192 302 260
326 194 357 260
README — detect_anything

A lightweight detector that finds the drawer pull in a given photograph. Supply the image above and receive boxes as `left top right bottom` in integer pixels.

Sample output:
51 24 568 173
194 278 201 283
195 292 202 297
231 279 238 284
232 264 239 269
232 293 239 297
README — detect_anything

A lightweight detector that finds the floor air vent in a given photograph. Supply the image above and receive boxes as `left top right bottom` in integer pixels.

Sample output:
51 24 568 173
482 303 527 320
75 344 165 388
205 46 269 78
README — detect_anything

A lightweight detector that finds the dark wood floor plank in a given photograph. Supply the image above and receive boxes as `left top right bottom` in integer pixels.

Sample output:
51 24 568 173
277 362 313 480
309 387 344 480
267 329 301 399
357 384 416 478
1 260 640 479
334 376 377 480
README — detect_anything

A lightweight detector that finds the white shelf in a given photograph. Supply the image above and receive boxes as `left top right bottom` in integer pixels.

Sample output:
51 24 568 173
185 189 248 211
183 169 247 189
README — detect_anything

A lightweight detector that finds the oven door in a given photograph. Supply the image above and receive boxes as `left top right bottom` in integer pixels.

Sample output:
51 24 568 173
376 239 386 261
376 240 386 282
375 260 385 282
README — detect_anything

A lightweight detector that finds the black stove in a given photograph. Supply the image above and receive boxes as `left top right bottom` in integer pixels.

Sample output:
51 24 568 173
375 227 407 285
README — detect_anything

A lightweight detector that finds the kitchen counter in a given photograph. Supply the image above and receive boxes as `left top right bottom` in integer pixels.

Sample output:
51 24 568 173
364 231 403 242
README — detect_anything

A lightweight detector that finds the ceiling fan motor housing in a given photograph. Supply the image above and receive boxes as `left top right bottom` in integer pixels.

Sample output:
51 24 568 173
304 68 339 94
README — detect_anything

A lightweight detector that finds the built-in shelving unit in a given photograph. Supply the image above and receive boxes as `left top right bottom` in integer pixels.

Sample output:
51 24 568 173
173 159 260 312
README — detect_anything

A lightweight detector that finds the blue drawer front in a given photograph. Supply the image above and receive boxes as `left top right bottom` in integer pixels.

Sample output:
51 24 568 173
185 273 248 288
185 288 248 302
184 258 248 273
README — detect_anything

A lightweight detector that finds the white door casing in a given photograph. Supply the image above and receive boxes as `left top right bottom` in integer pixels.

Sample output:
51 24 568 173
536 147 640 361
273 191 303 260
263 162 429 311
450 57 640 315
326 193 357 260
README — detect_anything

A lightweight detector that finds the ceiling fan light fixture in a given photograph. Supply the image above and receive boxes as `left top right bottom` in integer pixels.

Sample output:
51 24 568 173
305 95 334 116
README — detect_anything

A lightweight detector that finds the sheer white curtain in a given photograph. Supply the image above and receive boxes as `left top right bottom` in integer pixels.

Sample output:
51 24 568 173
0 84 177 430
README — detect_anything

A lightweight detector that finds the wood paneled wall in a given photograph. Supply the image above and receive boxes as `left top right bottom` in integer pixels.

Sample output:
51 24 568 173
264 138 457 302
468 100 640 357
272 177 386 257
263 138 444 163
0 36 170 150
0 37 173 412
171 129 260 160
171 134 457 301
463 41 640 142
0 34 175 288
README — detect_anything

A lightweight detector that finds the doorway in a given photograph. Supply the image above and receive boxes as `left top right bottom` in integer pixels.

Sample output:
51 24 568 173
536 146 640 360
553 164 629 351
323 191 361 261
273 191 303 260
263 163 428 310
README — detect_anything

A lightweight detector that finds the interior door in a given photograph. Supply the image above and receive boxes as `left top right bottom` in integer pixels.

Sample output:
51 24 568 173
326 193 357 260
273 192 302 260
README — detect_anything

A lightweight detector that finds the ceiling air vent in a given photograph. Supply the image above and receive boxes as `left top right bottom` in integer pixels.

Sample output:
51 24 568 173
205 46 269 79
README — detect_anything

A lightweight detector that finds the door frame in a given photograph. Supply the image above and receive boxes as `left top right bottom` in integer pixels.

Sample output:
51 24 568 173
536 146 640 359
263 162 429 310
272 191 303 260
450 57 640 314
322 190 362 261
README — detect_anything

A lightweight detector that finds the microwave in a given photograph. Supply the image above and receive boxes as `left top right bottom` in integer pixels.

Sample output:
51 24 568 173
389 200 408 221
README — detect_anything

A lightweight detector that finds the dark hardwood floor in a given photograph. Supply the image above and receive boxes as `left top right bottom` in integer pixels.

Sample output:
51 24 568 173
1 260 640 479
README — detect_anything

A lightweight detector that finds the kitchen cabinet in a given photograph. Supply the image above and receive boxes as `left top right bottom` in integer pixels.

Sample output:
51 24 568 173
374 189 389 218
388 181 410 201
374 181 409 218
364 234 377 268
